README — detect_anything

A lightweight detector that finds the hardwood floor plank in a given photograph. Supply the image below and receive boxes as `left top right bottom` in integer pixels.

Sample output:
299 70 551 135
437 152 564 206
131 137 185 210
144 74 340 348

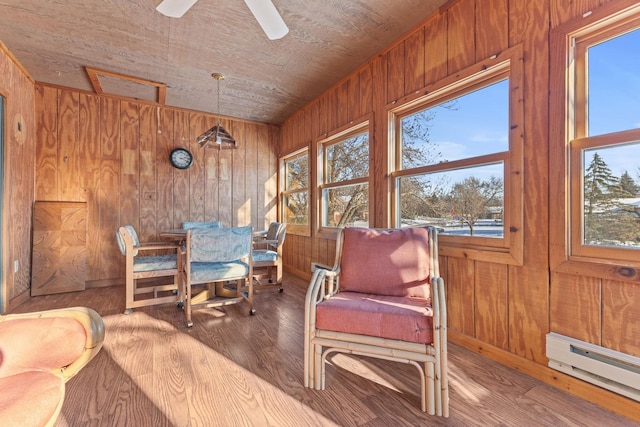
9 275 637 427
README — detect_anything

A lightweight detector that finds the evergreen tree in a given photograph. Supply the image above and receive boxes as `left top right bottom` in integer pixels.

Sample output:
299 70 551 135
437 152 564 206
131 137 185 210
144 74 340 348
583 152 619 214
619 170 640 196
583 153 640 245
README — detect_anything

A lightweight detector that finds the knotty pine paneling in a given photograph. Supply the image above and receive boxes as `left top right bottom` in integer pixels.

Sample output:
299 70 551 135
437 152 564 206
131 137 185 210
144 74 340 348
34 84 277 284
98 96 121 280
371 54 387 227
172 110 190 228
386 43 405 103
550 272 601 345
357 64 373 118
550 0 615 28
188 112 207 223
602 279 640 357
508 266 549 364
35 86 58 201
0 43 36 310
447 0 476 74
404 27 425 94
475 261 509 350
447 257 475 336
58 90 81 202
156 108 175 231
232 120 248 226
139 104 159 240
475 0 509 61
424 12 448 87
119 101 140 232
78 93 101 279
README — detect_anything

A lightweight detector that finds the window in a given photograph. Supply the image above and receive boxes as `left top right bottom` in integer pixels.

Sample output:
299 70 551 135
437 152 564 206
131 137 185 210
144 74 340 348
318 122 370 229
390 51 525 266
281 149 309 235
568 14 640 263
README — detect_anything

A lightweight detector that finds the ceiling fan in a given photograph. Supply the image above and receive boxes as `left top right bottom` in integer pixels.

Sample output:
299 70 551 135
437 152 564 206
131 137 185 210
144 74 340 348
156 0 289 40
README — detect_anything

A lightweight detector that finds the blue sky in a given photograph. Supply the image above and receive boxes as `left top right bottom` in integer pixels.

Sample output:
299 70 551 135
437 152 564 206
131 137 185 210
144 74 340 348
409 28 639 187
587 27 640 178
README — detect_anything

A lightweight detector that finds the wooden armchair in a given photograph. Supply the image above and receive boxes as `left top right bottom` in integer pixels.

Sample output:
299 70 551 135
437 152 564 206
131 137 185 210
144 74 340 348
304 226 448 416
116 225 181 314
252 221 286 292
180 226 254 327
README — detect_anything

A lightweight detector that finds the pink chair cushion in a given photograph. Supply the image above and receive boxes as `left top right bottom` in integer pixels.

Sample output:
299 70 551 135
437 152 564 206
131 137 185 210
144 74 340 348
340 227 432 299
316 291 434 344
0 317 86 378
0 371 64 426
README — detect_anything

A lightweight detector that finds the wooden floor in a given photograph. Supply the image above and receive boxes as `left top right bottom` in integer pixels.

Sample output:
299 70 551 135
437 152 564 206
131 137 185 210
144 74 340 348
12 274 636 427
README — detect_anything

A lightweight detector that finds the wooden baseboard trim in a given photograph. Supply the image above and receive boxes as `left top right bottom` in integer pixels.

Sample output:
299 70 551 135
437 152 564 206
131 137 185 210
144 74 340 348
449 331 640 423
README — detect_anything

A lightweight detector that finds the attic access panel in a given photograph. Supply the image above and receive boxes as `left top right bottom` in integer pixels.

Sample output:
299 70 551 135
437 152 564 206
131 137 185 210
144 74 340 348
85 67 166 105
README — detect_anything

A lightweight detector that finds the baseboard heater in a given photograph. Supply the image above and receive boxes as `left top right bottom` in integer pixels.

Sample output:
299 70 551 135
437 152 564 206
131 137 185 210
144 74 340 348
546 332 640 402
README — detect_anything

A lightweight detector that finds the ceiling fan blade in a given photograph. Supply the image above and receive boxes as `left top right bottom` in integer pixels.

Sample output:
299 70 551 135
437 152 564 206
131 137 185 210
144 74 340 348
243 0 289 40
156 0 199 18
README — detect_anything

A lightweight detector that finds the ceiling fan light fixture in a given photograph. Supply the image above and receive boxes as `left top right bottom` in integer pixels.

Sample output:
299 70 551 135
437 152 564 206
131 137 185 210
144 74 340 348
197 73 237 150
243 0 289 40
156 0 198 18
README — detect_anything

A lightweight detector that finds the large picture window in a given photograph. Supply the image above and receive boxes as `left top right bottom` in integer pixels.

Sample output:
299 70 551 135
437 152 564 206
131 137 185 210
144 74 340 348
318 122 370 229
390 48 524 265
568 14 640 263
395 78 508 240
281 148 309 235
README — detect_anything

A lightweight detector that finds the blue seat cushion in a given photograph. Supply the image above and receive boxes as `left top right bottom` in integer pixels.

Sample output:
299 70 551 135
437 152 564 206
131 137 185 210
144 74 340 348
253 249 278 263
133 254 177 272
190 261 249 282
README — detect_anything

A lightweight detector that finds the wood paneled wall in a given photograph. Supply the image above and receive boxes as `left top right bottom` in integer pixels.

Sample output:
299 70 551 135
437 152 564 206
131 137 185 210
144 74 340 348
34 84 278 284
0 42 36 311
278 0 639 416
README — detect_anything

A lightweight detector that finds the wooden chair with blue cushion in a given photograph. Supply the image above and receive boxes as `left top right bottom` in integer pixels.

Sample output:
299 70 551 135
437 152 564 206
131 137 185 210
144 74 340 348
252 221 286 292
304 226 448 416
180 226 254 327
116 225 181 314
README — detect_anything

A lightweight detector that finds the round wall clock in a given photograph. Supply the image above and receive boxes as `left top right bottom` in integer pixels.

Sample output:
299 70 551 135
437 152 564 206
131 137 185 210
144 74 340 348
170 148 193 169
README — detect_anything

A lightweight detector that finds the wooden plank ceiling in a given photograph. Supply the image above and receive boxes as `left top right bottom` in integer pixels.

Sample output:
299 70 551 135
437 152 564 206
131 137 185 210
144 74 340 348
0 0 448 124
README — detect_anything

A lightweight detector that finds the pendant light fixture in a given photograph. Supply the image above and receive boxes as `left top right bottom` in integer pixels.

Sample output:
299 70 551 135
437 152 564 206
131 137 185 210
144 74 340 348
197 73 236 149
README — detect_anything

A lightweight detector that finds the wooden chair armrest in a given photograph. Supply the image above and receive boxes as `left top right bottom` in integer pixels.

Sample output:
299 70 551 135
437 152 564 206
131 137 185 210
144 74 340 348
252 230 268 239
136 243 180 252
311 262 332 272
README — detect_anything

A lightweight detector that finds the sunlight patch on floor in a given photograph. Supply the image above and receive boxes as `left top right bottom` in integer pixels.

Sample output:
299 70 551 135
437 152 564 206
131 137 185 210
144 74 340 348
99 312 340 426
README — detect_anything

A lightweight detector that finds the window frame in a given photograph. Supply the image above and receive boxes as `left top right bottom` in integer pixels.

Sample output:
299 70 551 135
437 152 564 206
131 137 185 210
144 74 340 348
389 46 524 265
316 118 372 236
550 0 640 277
280 147 310 236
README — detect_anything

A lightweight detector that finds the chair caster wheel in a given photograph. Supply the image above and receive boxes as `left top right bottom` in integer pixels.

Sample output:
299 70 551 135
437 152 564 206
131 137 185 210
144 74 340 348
186 321 193 328
279 288 284 293
124 309 133 315
250 309 256 315
176 301 184 309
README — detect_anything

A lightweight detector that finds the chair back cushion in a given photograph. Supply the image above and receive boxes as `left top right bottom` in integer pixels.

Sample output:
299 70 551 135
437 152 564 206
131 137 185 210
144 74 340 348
266 222 281 240
182 221 222 230
115 225 140 256
190 226 252 263
339 227 431 299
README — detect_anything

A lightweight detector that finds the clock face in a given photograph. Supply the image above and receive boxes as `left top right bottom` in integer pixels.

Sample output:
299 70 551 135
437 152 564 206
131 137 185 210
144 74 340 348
170 148 193 169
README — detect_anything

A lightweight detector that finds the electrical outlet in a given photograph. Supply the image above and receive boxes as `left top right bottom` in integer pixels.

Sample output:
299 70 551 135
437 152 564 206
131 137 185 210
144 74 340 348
13 260 19 273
